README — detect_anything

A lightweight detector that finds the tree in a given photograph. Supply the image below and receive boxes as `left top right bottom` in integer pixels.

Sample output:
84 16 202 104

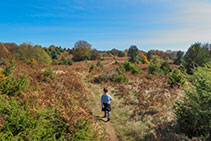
72 40 92 61
183 43 211 74
146 50 156 61
128 45 139 63
15 43 52 64
174 51 184 65
174 64 211 139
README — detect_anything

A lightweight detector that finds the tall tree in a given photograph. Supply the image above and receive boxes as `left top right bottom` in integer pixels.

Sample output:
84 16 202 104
128 45 139 63
174 51 184 65
72 40 92 61
183 43 211 74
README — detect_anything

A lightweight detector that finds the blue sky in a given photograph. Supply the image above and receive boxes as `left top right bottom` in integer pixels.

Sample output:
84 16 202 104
0 0 211 51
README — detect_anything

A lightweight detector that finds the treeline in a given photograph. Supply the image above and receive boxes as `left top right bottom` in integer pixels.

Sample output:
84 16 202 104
0 41 210 69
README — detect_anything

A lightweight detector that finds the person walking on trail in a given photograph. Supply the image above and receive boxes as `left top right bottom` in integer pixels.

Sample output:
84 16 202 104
101 88 112 121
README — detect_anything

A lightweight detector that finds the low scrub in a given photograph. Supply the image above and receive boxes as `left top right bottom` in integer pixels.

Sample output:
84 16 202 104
148 63 161 74
0 63 29 96
123 61 140 74
160 61 171 75
168 68 185 88
42 68 55 82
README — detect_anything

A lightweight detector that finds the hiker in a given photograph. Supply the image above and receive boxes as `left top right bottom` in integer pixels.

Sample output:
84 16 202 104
101 88 112 121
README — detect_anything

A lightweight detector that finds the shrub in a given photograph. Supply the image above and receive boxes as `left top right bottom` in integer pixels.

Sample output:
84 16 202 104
3 61 16 77
118 51 125 57
183 43 211 74
117 64 126 74
89 64 95 73
43 68 55 82
96 60 103 67
148 63 161 74
115 74 129 83
160 61 171 75
142 55 149 64
168 68 185 88
72 119 95 140
123 62 140 74
150 55 163 64
174 64 211 139
0 97 70 140
0 63 29 96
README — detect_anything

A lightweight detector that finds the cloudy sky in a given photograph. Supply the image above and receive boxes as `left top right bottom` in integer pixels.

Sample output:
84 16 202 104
0 0 211 51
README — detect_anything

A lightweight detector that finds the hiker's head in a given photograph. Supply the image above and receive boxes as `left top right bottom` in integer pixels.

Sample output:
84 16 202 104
103 88 108 94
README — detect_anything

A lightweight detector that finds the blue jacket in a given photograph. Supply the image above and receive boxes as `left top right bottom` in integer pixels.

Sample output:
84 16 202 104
101 94 112 106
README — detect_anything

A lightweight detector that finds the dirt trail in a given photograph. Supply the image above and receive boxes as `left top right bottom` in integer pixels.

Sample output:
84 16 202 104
78 71 119 141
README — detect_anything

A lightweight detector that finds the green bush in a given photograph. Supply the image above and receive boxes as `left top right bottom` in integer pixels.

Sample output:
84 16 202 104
123 62 140 74
160 61 171 75
89 64 95 73
0 63 29 96
148 63 161 74
96 60 103 67
72 119 95 140
117 64 126 74
0 97 70 140
168 68 185 88
3 61 16 77
174 64 211 139
43 68 55 82
115 74 129 83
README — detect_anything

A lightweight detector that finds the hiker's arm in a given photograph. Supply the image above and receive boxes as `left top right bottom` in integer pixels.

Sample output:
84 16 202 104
101 96 104 107
110 96 112 101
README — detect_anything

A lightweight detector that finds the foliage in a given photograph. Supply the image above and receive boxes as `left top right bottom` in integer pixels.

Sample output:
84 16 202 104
168 68 185 88
42 68 55 82
150 55 163 64
118 51 126 57
115 74 129 83
174 64 211 139
96 60 103 67
128 45 139 63
183 43 211 74
123 61 140 74
148 63 161 74
89 64 95 73
160 61 171 75
0 64 29 96
174 51 184 65
141 55 149 64
0 44 10 65
90 49 101 60
146 50 156 61
72 40 92 61
71 119 94 140
3 61 16 77
15 43 52 64
0 97 71 140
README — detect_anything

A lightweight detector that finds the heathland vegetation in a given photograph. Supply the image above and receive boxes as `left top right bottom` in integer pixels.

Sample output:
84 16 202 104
0 41 210 140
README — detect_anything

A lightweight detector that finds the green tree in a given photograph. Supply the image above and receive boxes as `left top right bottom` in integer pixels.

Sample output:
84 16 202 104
128 45 139 63
174 51 184 65
174 64 211 139
72 40 92 61
15 43 52 64
183 43 211 74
